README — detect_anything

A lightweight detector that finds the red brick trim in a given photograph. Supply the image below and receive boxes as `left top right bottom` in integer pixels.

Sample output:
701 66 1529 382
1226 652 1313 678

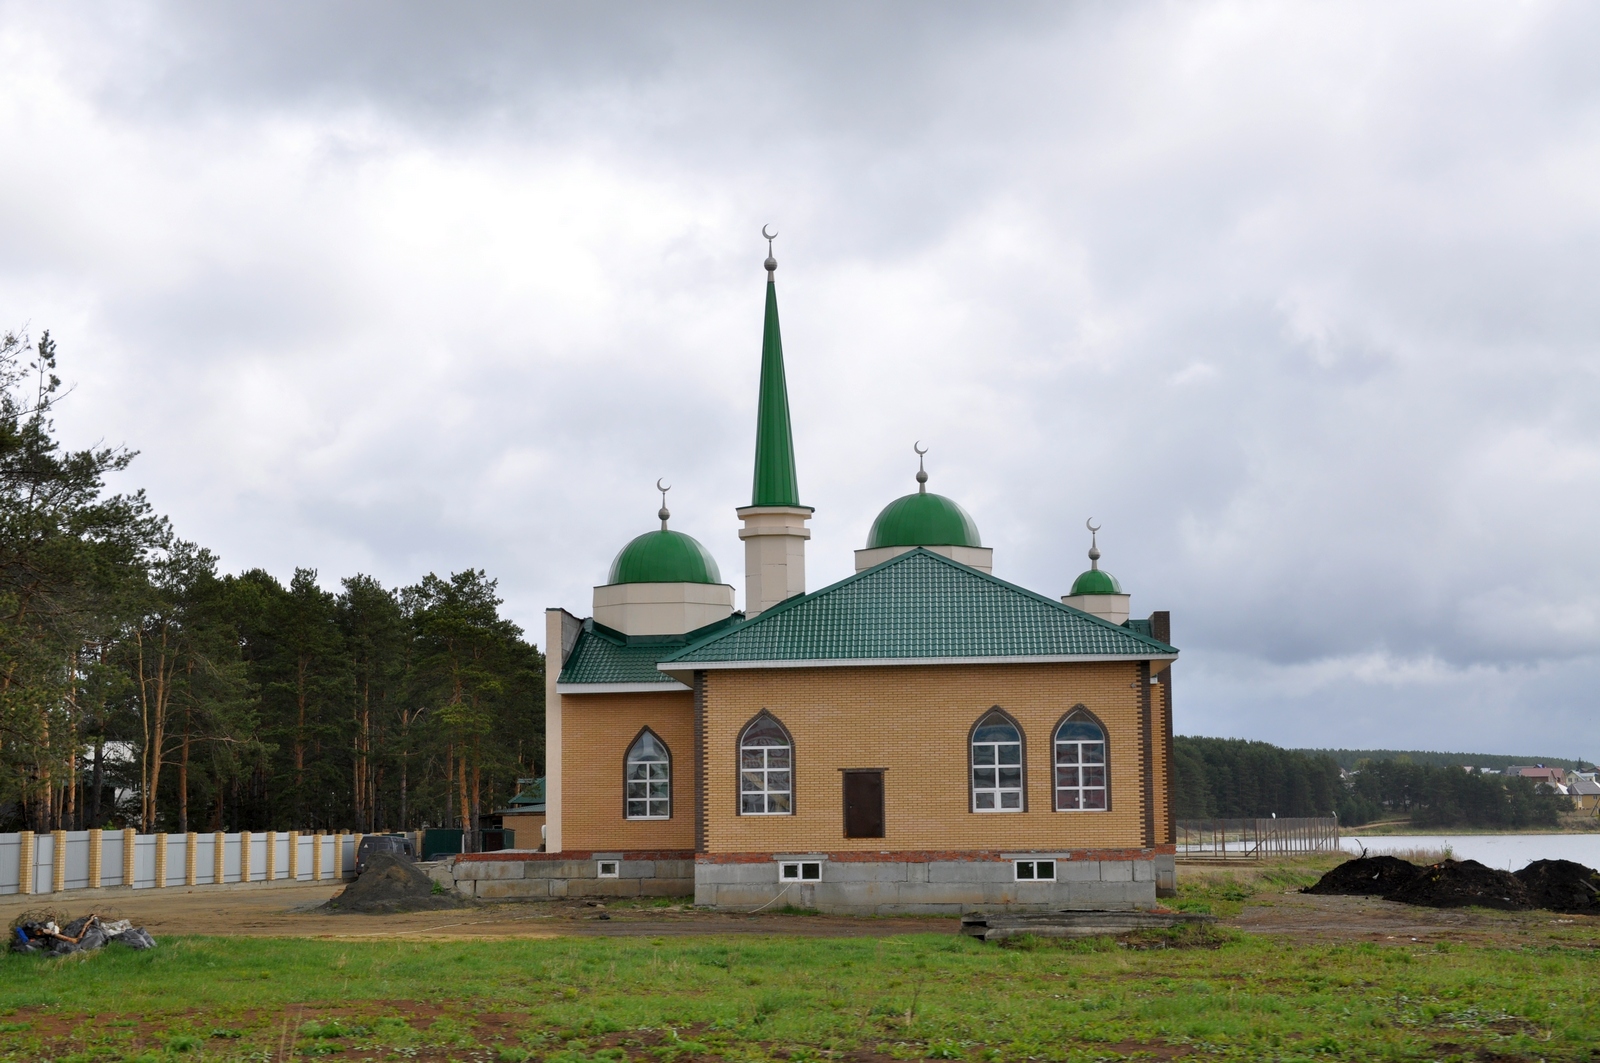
456 850 695 863
696 846 1175 865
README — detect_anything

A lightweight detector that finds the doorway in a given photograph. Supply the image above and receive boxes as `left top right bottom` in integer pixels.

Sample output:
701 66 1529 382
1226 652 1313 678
843 770 885 838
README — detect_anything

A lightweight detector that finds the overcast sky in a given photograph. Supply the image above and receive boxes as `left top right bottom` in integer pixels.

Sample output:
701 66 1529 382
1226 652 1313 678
4 1 1599 756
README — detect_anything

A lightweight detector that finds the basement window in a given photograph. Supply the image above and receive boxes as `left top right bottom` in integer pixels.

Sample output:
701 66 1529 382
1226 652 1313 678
597 860 620 878
1014 859 1056 881
780 861 822 882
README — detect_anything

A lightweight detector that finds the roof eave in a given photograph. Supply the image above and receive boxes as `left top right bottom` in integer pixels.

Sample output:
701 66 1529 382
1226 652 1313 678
658 651 1178 683
556 680 692 694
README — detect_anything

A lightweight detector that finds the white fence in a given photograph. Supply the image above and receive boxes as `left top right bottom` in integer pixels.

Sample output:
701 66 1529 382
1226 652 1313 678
0 829 385 896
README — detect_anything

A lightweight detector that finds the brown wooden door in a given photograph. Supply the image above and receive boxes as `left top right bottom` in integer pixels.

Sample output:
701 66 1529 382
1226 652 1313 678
843 771 885 838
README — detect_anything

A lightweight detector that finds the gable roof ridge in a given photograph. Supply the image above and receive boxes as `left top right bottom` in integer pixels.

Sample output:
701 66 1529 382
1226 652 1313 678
664 547 1176 663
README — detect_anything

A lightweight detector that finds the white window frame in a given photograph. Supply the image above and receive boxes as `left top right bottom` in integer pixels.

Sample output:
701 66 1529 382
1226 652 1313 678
1014 859 1056 881
972 712 1024 813
625 730 671 820
779 861 822 882
1053 714 1108 812
740 716 794 816
597 860 620 878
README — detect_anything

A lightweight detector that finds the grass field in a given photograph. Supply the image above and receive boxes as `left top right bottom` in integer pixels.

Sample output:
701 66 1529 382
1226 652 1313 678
2 864 1598 1063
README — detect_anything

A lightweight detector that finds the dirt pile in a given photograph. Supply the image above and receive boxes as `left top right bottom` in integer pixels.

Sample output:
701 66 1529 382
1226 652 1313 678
1386 859 1530 911
320 852 471 914
1303 856 1422 896
1513 859 1600 912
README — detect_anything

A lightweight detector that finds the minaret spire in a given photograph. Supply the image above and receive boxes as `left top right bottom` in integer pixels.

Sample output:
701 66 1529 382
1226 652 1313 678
751 225 800 507
738 225 812 616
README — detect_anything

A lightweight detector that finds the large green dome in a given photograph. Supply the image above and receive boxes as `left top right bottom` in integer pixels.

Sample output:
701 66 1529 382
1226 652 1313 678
866 492 983 549
607 530 723 585
1069 568 1122 595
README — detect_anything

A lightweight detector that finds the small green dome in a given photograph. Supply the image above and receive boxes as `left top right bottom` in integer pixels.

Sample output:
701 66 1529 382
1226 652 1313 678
1069 568 1122 596
607 530 723 585
867 492 983 549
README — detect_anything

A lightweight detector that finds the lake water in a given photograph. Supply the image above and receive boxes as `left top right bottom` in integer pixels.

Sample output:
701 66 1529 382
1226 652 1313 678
1339 833 1600 871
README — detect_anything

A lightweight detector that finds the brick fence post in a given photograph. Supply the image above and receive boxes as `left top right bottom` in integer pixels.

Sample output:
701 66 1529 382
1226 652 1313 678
288 831 299 879
239 831 252 883
17 831 33 895
185 832 198 886
88 828 102 889
122 828 136 887
214 832 226 883
51 830 66 893
265 831 276 882
154 833 168 888
312 833 322 881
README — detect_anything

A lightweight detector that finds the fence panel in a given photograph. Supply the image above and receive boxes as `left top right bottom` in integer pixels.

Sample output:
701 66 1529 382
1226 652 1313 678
0 834 18 896
62 831 91 890
1177 817 1340 859
33 833 55 893
101 830 126 887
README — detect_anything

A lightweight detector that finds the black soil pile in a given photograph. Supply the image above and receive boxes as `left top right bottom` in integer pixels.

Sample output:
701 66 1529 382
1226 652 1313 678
1386 859 1530 911
1303 855 1422 896
1513 859 1600 913
319 852 472 914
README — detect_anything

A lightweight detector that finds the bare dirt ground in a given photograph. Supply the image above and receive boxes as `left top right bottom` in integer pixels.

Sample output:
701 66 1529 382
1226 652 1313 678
1233 887 1600 947
5 862 1598 946
0 882 954 939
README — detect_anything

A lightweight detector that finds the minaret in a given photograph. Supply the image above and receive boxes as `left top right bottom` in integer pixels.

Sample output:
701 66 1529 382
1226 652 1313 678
736 227 813 616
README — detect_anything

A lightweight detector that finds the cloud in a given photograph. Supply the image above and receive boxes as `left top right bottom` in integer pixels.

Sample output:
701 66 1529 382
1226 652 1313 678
2 1 1599 752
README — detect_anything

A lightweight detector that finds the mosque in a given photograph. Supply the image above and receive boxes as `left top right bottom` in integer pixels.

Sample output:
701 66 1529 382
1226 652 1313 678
536 236 1180 913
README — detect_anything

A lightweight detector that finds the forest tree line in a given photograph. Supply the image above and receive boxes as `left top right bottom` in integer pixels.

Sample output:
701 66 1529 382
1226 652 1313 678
1175 736 1571 828
1 332 544 835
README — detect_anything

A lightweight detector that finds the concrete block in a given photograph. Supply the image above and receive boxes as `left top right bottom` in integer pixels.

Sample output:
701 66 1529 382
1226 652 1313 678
478 861 525 880
1054 860 1101 883
694 883 718 906
549 878 569 898
619 861 657 879
656 860 695 880
906 862 929 884
574 878 643 898
828 861 907 884
453 861 486 881
814 881 901 911
475 879 550 899
1100 860 1134 882
706 885 783 907
698 862 779 886
527 860 596 880
641 878 695 898
1063 881 1152 909
1132 860 1154 883
929 860 1009 885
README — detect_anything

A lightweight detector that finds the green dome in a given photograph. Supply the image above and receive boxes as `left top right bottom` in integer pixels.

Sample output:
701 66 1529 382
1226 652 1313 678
607 530 723 585
1069 568 1122 596
866 492 983 549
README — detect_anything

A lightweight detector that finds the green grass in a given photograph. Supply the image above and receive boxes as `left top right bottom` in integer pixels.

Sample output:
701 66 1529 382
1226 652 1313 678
1 929 1597 1061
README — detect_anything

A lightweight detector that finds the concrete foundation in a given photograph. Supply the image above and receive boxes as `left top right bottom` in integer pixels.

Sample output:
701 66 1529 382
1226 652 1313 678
695 851 1163 915
448 851 694 899
446 848 1171 914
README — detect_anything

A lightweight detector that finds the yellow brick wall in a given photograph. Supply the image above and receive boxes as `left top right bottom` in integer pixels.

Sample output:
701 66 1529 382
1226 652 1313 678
560 690 695 851
701 662 1163 853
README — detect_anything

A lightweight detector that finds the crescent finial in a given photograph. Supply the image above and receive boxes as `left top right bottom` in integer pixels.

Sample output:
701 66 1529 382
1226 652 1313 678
913 440 928 456
657 479 672 529
913 441 929 492
1086 518 1100 534
762 224 777 241
657 478 671 494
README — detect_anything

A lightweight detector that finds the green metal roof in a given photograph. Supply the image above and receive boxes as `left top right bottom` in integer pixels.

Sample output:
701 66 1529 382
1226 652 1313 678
866 491 983 549
751 277 801 507
558 616 741 686
606 529 723 585
660 548 1175 668
1069 568 1122 595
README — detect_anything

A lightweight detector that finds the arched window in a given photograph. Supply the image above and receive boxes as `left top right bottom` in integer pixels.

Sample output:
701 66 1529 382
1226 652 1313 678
625 729 671 819
739 713 793 815
1054 710 1107 811
971 709 1024 812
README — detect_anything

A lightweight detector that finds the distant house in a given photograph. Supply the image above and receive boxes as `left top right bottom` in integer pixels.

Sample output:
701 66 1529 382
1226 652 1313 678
1569 777 1600 811
1506 766 1566 785
494 778 546 850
